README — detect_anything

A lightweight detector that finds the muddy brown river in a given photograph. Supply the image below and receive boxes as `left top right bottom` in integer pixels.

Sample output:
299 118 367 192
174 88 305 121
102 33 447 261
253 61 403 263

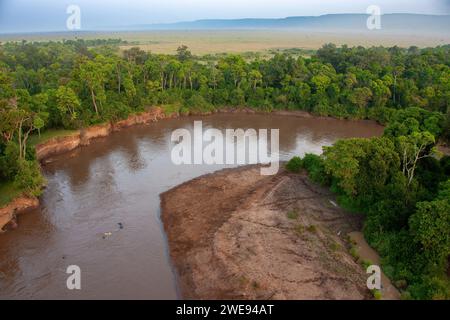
0 114 383 299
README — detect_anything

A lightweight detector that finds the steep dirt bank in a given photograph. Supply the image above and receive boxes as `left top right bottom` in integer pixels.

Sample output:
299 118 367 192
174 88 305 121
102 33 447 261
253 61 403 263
1 107 381 232
161 165 376 300
1 107 170 231
33 106 380 162
33 107 318 162
0 197 39 231
36 107 169 162
214 108 313 118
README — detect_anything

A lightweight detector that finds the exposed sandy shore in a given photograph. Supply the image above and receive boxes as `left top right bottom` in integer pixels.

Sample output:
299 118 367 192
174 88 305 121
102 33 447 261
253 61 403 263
161 165 377 300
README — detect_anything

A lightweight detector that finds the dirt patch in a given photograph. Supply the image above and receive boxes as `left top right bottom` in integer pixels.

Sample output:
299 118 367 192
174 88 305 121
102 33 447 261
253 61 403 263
161 165 373 300
348 232 401 300
438 143 450 157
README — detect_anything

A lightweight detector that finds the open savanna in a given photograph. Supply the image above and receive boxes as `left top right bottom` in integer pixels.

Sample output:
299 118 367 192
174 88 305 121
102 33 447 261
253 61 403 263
1 30 449 55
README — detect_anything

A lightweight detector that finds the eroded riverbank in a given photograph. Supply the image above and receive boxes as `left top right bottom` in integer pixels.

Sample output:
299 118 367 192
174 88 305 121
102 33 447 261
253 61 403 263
1 108 170 231
161 165 380 299
0 113 383 299
0 107 381 232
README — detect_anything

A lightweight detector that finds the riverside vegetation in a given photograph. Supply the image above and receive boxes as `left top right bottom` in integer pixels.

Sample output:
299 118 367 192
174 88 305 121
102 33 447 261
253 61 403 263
287 116 449 298
0 40 449 299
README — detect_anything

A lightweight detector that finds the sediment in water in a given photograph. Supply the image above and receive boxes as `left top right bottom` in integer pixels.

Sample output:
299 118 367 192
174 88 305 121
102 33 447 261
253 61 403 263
0 107 380 232
0 197 39 231
1 106 170 230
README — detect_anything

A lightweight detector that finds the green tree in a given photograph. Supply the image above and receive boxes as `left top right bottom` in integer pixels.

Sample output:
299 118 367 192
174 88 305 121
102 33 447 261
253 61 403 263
397 131 437 186
76 56 110 115
176 45 192 62
410 197 450 268
55 86 81 126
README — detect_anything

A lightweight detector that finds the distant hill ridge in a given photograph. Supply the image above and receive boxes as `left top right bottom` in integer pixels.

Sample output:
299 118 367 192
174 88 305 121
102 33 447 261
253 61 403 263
130 14 450 34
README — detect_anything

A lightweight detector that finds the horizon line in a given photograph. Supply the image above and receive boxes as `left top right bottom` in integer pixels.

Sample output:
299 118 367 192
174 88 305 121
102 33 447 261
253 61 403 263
1 12 449 36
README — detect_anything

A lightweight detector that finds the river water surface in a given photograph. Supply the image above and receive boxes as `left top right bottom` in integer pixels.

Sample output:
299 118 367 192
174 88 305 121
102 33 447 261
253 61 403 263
0 114 383 299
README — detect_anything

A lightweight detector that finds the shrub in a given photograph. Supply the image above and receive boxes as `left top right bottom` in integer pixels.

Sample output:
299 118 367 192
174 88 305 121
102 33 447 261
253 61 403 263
330 242 341 251
372 289 382 300
395 279 408 290
350 247 359 260
408 275 450 300
362 259 374 270
162 104 181 116
409 199 450 271
0 141 20 180
286 156 303 173
302 153 330 186
184 94 214 114
294 224 304 236
401 291 413 300
287 210 299 219
14 159 45 196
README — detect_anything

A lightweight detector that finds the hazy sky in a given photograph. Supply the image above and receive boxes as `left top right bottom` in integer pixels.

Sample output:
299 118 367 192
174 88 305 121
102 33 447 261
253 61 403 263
0 0 449 33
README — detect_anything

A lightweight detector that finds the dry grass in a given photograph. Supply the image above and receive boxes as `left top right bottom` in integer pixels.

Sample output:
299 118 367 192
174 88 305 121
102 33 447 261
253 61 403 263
117 30 450 54
2 30 448 55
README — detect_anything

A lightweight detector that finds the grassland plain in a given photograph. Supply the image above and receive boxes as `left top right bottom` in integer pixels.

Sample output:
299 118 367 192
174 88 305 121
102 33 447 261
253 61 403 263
1 30 449 55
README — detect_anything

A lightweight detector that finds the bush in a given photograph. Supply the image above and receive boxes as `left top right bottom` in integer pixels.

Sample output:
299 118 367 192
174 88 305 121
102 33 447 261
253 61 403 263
286 156 303 173
372 289 382 300
302 153 330 186
409 199 450 271
0 141 20 180
302 153 321 171
350 247 359 260
286 154 330 184
13 159 45 197
184 94 214 114
408 275 450 300
395 279 408 290
162 104 181 116
287 210 299 219
362 259 374 270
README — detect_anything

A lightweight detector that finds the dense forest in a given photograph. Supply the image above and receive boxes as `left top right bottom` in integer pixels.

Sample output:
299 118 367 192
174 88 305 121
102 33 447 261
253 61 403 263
283 47 450 300
0 39 449 299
